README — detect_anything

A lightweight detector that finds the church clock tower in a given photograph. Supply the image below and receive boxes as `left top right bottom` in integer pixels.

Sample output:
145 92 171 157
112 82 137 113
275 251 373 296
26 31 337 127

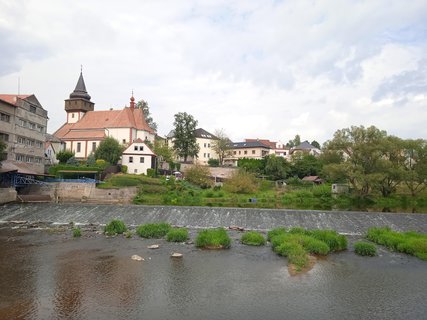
64 71 94 123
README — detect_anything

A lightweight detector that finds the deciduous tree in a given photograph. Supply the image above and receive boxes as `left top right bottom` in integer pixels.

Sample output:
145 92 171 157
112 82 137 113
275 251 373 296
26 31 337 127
172 112 199 162
211 129 231 166
94 137 123 165
136 100 158 132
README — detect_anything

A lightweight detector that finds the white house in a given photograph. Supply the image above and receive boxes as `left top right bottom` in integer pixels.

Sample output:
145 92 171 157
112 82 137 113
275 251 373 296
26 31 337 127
121 139 156 174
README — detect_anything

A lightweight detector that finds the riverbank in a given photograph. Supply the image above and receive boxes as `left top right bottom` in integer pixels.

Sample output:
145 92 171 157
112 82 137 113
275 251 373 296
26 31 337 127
1 203 427 234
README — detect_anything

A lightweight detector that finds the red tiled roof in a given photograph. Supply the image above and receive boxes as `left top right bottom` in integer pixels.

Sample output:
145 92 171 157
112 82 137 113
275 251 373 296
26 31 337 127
62 129 105 140
245 139 277 149
0 94 31 106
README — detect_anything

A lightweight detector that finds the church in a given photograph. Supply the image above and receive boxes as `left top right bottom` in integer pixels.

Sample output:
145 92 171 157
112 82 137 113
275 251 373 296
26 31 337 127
54 72 155 159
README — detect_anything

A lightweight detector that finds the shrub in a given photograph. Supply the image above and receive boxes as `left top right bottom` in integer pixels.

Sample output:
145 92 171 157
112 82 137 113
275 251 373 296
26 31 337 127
184 165 213 188
208 158 219 167
267 227 287 241
136 222 171 238
166 228 189 242
275 242 309 270
366 227 427 260
241 231 266 246
121 165 128 174
56 150 75 164
223 170 258 194
195 228 231 249
66 156 80 166
147 168 156 177
354 241 377 256
104 219 127 235
308 230 347 252
96 159 108 168
72 227 81 238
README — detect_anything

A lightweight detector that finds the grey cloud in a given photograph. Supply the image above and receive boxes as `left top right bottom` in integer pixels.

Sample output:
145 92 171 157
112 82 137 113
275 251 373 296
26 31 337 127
372 59 427 102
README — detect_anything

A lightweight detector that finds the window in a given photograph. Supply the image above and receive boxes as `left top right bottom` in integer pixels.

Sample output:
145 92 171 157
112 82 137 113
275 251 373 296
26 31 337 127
92 142 96 152
140 157 144 163
204 153 206 158
27 139 35 146
134 146 138 151
134 169 138 173
129 156 133 163
204 143 207 148
37 125 45 133
244 151 247 155
35 157 42 163
252 150 256 155
207 153 210 158
29 122 36 130
139 146 144 151
36 141 43 148
30 106 36 113
77 142 81 153
238 151 241 155
26 156 33 163
16 154 25 162
18 119 26 127
0 112 10 122
0 132 9 141
72 113 75 118
208 143 210 148
122 139 126 144
233 151 236 155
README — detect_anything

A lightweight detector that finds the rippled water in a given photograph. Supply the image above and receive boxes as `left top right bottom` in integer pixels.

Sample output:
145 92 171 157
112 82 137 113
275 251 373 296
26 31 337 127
1 226 426 320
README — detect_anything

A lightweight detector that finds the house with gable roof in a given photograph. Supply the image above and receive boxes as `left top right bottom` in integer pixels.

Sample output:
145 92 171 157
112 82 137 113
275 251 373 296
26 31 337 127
121 138 156 174
54 71 155 159
223 140 271 166
291 141 321 157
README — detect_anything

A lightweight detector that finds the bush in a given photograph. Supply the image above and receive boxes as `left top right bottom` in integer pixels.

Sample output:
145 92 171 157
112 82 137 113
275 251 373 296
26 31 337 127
223 170 258 194
267 227 287 241
208 158 219 167
354 241 377 256
121 165 128 174
166 228 189 242
308 230 347 252
104 219 127 235
184 165 213 188
136 222 171 238
147 168 156 177
72 227 81 238
66 156 80 166
195 228 231 249
241 231 266 246
96 159 108 168
275 241 309 270
56 150 75 164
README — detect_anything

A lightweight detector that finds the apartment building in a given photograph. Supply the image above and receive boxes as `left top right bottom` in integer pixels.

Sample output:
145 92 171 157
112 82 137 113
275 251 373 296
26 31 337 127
0 94 48 174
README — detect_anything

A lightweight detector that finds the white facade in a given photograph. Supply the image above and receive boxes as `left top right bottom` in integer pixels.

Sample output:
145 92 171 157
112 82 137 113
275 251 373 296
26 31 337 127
121 140 156 175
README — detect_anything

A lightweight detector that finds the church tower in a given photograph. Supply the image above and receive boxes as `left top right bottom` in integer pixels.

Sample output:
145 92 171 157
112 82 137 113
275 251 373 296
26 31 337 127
64 71 94 123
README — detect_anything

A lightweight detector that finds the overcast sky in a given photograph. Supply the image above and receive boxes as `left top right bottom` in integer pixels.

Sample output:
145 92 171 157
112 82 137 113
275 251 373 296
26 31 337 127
1 0 426 144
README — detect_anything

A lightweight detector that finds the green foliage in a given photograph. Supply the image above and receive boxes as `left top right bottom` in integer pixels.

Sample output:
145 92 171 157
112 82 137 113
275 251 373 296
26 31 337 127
104 220 127 235
136 99 158 131
223 170 258 194
86 153 96 166
208 158 220 167
267 227 287 241
195 228 231 249
136 222 171 238
241 231 266 246
121 165 128 174
308 230 347 252
124 230 133 238
264 154 290 180
166 228 189 242
146 168 156 177
275 242 309 270
0 139 7 162
366 227 427 260
95 137 123 165
56 150 75 164
211 129 231 166
96 159 108 168
290 154 322 179
354 241 377 256
172 112 199 162
238 158 265 174
66 156 79 166
72 227 81 238
185 165 213 188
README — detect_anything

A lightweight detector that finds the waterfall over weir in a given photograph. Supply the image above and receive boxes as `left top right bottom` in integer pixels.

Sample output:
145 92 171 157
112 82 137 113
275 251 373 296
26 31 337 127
1 203 427 234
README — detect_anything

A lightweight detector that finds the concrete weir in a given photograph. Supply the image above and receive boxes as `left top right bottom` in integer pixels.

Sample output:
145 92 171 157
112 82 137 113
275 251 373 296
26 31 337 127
1 203 427 234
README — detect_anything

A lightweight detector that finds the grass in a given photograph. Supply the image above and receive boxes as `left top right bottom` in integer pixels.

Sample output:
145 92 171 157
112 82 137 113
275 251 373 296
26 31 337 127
136 222 171 238
241 231 266 246
354 241 377 256
195 228 231 249
72 227 81 238
166 228 189 242
104 219 127 235
366 227 427 260
268 226 348 272
124 230 133 238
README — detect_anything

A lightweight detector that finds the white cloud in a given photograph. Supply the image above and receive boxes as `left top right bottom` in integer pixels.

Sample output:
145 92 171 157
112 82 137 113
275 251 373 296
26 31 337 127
0 0 427 144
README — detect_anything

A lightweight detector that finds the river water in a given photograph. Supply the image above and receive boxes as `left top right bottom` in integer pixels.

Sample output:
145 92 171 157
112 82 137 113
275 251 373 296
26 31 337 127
1 225 426 320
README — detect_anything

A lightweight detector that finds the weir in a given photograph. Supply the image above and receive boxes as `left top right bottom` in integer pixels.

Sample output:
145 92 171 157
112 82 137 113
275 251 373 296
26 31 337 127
1 203 427 234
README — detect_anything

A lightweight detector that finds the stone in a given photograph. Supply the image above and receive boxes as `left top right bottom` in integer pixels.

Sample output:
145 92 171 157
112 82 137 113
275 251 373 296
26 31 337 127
171 252 183 258
147 244 160 249
229 226 245 231
131 255 144 261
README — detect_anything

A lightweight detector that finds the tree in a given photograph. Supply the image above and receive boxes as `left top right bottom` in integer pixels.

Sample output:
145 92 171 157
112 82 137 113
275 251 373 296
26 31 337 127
94 137 123 165
211 129 231 166
286 134 301 148
322 125 389 196
290 153 322 178
56 150 75 164
153 138 175 170
172 112 199 162
402 139 427 197
264 154 291 180
136 99 158 132
311 140 321 149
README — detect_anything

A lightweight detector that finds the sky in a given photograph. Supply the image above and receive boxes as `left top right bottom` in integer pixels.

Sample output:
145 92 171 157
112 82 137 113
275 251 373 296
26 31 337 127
1 0 426 145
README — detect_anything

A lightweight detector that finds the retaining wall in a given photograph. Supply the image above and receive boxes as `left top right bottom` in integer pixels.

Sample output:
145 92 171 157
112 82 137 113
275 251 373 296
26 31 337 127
0 188 17 204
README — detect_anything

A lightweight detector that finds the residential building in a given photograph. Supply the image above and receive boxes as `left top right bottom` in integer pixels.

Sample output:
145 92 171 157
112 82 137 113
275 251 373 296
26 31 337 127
0 94 48 174
245 139 290 159
291 141 321 157
223 141 271 166
45 133 65 165
167 128 219 165
121 139 156 174
54 72 155 159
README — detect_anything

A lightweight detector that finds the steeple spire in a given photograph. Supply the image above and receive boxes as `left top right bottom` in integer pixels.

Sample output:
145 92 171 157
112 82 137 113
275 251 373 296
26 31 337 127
130 91 135 109
69 70 91 100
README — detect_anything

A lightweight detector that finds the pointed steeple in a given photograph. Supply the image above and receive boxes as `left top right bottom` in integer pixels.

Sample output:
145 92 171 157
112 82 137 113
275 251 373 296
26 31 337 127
69 71 91 100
